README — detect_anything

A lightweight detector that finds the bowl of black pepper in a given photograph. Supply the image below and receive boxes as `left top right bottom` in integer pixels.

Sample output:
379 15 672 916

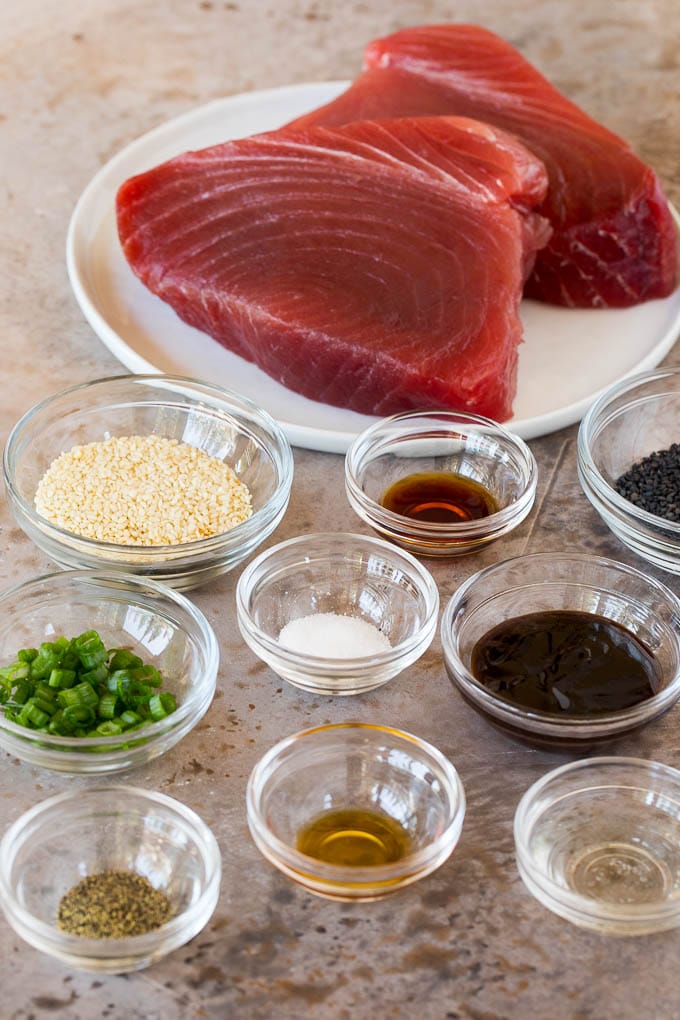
578 366 680 573
0 785 221 973
440 551 680 749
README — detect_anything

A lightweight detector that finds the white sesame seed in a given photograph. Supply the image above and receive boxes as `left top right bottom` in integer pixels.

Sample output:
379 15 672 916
34 434 253 546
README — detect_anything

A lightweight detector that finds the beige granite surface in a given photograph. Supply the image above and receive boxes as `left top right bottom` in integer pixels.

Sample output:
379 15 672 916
1 1 680 1017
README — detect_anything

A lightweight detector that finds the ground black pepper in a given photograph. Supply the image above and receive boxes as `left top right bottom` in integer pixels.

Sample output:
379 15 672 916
614 443 680 523
57 869 172 938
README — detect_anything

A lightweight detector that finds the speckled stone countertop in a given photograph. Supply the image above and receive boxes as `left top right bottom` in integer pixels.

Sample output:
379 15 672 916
1 1 680 1018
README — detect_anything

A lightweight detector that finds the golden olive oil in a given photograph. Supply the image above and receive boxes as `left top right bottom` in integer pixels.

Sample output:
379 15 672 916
296 807 412 867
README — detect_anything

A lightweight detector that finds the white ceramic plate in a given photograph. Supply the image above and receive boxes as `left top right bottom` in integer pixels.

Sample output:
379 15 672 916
67 81 680 453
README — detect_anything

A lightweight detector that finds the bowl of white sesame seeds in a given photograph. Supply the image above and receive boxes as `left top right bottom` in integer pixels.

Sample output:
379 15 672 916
3 375 294 590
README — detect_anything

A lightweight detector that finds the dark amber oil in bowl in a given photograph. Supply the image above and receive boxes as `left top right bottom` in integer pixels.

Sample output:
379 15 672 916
295 807 412 867
471 610 661 715
380 472 499 524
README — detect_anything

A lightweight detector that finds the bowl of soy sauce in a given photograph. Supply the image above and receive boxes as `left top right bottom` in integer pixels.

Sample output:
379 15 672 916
440 552 680 749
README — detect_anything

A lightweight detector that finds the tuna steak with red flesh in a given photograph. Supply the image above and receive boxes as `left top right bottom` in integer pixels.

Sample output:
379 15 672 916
288 24 677 309
117 116 550 421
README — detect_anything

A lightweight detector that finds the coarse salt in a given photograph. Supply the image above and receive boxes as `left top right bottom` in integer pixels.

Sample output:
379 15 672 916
278 612 392 658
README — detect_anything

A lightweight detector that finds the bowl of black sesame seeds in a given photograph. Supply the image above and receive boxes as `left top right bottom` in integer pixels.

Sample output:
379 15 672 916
0 785 221 973
578 366 680 573
3 374 294 590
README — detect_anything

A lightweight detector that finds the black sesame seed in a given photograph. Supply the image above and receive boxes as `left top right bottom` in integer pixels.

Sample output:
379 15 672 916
614 443 680 523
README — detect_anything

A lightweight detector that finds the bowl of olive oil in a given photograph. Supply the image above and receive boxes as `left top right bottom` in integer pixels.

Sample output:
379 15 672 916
246 722 466 900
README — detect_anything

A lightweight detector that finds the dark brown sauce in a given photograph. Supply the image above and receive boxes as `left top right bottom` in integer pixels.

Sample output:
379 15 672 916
380 472 499 524
470 610 661 715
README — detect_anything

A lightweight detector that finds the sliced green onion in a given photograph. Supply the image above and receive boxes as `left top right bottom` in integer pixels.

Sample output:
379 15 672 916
12 681 31 706
32 696 57 717
48 667 76 690
108 650 143 672
0 631 178 740
62 704 96 727
57 684 95 710
97 692 119 720
9 663 30 682
79 664 109 686
130 665 162 688
29 644 61 680
17 701 50 728
107 668 132 693
74 631 107 671
95 720 124 736
149 692 178 721
119 709 142 728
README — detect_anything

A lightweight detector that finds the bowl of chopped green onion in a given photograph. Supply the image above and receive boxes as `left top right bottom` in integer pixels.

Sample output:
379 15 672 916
0 569 218 773
0 785 221 972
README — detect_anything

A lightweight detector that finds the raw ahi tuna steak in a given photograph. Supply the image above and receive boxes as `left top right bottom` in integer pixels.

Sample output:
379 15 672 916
117 116 550 420
288 23 677 309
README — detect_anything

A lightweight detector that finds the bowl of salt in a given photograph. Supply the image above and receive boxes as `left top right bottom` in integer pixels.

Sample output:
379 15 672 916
235 532 439 695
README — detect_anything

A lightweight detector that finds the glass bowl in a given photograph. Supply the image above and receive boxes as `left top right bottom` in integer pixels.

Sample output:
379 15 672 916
246 722 466 900
344 410 537 556
235 532 439 695
514 756 680 935
3 374 293 590
0 785 221 972
578 366 680 573
0 568 218 773
440 552 680 749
